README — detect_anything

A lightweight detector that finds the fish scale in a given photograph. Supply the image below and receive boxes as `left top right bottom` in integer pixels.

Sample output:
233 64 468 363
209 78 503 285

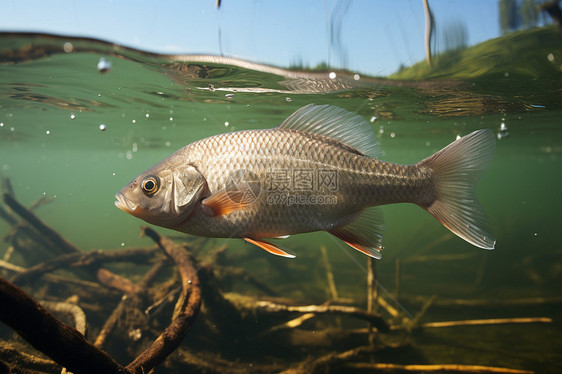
177 128 424 238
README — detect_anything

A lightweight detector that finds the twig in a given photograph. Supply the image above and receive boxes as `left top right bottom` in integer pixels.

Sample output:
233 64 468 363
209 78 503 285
346 363 533 373
398 294 562 308
41 301 87 335
253 300 389 332
0 276 125 374
3 193 81 256
1 177 14 197
421 317 552 329
405 295 436 331
29 195 56 210
0 204 17 225
95 259 168 347
41 301 87 374
263 313 316 335
97 268 143 294
0 258 111 295
320 246 339 300
367 256 376 344
280 345 381 374
0 342 61 373
394 258 401 298
125 227 202 374
12 247 157 285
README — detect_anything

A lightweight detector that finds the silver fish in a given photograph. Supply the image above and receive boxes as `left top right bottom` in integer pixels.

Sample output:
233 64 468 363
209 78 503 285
115 104 495 258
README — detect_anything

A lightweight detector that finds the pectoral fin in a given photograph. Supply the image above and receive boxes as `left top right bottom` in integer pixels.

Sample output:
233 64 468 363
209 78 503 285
202 170 261 216
244 237 296 258
328 207 385 259
201 189 252 216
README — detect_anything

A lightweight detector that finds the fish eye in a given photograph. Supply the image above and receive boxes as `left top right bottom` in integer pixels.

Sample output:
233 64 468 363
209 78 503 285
141 175 160 197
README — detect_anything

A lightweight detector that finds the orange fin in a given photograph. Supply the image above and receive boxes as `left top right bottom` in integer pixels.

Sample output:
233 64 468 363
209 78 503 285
202 170 261 216
244 237 296 258
328 207 385 259
201 189 251 216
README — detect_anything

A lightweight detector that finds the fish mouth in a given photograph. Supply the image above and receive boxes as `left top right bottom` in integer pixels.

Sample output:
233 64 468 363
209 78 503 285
114 192 138 213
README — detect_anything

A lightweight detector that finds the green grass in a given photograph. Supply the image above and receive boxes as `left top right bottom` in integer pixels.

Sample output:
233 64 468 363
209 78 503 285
390 26 562 81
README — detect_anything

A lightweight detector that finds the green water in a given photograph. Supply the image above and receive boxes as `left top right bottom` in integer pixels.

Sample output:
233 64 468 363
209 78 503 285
1 32 561 372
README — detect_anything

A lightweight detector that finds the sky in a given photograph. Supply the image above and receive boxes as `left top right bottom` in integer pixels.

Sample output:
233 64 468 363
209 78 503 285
0 0 501 76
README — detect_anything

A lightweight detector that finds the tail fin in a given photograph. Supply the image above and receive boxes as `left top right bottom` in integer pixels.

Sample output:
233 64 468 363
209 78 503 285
417 130 496 249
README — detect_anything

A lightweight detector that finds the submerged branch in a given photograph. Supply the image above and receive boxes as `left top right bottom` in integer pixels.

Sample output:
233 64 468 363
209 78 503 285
254 300 389 332
12 247 157 285
0 276 125 374
346 363 533 373
3 193 81 256
125 227 202 374
420 317 552 329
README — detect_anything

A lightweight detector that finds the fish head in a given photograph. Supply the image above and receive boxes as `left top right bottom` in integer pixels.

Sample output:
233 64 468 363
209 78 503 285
115 159 206 227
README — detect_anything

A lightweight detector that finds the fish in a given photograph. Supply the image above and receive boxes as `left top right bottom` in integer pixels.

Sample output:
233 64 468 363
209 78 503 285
115 104 495 259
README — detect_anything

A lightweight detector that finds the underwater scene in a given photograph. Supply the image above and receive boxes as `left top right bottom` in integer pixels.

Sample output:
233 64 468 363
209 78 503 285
0 2 561 374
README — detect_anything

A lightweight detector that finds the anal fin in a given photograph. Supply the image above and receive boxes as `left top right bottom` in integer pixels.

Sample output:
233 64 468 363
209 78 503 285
244 237 296 258
328 207 385 259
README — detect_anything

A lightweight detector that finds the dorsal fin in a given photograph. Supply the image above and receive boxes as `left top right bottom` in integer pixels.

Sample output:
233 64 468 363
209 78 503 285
278 104 380 158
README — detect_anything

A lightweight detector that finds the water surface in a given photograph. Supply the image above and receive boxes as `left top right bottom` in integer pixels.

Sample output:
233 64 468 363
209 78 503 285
0 32 561 373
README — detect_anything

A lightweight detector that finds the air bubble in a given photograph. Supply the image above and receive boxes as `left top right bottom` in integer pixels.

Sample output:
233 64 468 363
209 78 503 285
97 57 112 73
353 73 360 80
497 121 509 140
99 124 106 131
329 72 336 79
63 42 74 53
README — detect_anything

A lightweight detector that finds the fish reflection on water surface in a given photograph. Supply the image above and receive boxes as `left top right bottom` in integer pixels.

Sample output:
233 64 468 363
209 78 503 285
115 104 495 259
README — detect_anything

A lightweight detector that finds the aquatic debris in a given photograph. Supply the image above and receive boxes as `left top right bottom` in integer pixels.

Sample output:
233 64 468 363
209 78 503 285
0 193 202 374
0 277 124 374
97 57 112 73
0 189 548 374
